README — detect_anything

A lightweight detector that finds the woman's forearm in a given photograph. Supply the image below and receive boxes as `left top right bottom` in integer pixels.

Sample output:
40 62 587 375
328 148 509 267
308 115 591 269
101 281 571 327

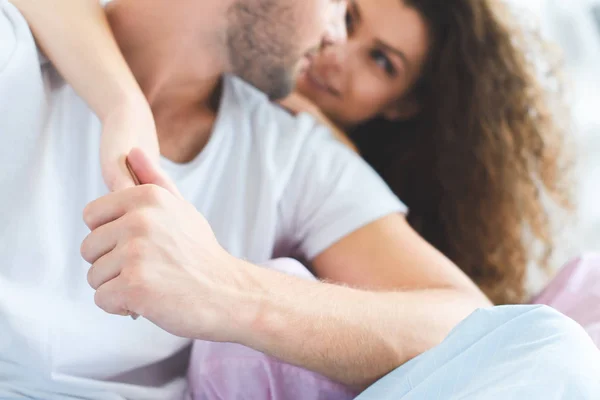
11 0 146 119
11 0 159 191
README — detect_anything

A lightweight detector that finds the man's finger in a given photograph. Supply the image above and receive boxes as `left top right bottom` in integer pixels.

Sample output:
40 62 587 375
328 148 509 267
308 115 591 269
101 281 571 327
127 148 182 199
84 188 132 231
87 246 123 290
81 218 123 264
83 185 159 231
94 277 131 317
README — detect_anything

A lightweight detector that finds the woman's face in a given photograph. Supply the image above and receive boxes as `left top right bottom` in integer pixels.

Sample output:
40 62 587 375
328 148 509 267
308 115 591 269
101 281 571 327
295 0 430 128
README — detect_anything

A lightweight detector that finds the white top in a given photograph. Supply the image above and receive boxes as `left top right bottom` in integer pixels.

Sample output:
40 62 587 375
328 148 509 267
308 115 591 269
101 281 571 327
0 1 406 399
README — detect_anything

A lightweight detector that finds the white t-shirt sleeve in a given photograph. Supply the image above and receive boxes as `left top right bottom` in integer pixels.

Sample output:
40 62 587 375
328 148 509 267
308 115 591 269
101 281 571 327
0 1 50 183
0 0 41 86
281 117 408 261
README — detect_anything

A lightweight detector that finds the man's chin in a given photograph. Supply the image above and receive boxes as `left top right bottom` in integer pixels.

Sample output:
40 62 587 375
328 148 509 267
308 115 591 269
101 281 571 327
266 85 295 102
260 75 295 101
236 63 297 100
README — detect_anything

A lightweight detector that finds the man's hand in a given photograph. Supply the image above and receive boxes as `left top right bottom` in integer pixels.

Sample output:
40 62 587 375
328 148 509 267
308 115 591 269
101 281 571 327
82 149 246 341
100 101 161 191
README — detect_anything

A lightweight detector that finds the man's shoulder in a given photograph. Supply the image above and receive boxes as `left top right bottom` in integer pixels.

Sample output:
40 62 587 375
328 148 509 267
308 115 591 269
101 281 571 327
0 0 49 121
0 0 48 75
218 75 359 191
226 76 298 124
0 0 21 72
224 76 335 151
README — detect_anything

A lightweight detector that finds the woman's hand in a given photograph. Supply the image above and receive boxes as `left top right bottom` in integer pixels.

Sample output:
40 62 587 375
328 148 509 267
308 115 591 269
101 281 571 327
100 99 160 191
278 92 323 117
278 93 358 153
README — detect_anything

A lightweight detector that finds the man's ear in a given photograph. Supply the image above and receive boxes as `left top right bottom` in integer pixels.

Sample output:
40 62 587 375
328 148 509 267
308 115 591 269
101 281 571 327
382 96 421 121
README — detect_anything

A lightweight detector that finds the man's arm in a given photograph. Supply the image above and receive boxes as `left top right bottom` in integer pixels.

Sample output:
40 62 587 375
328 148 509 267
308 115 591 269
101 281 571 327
242 120 490 386
83 150 490 389
237 214 490 389
10 0 158 190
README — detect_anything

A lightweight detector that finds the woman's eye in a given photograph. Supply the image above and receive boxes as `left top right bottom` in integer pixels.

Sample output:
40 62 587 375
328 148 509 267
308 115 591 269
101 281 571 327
370 49 396 76
345 10 354 34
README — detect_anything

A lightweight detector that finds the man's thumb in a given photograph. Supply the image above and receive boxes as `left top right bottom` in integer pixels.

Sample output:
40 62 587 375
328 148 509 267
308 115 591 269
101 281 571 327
127 148 182 198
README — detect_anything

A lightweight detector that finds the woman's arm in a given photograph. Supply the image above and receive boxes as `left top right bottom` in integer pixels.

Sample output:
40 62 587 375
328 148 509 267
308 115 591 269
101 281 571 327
10 0 158 190
11 0 142 120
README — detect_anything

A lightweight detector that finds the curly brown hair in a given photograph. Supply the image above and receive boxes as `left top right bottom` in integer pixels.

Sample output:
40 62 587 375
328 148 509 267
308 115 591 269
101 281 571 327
351 0 575 304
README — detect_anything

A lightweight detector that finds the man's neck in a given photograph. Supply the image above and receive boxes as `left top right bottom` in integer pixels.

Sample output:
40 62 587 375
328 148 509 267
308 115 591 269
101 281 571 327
106 0 230 163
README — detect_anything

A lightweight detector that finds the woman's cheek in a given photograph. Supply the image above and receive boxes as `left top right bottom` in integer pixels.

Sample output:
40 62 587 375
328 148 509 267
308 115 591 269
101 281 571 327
347 83 389 121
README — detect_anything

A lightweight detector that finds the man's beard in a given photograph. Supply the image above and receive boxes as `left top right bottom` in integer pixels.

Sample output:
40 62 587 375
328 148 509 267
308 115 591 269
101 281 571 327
225 0 299 100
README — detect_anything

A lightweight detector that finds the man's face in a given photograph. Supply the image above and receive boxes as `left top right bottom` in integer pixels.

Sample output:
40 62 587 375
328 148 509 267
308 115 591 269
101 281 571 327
226 0 347 100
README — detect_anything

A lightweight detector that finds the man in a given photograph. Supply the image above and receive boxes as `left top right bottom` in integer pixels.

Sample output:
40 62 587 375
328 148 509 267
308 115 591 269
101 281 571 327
1 1 599 399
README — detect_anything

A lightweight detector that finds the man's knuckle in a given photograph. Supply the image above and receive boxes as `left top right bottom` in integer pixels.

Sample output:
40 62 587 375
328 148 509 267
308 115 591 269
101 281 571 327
124 238 147 262
126 210 153 236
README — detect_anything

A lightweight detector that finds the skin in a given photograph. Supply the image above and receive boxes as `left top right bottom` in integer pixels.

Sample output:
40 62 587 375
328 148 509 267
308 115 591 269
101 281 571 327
9 0 490 389
227 0 347 100
295 0 430 129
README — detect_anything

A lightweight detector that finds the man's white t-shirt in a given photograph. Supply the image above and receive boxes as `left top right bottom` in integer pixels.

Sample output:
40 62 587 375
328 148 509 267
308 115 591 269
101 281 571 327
0 2 406 399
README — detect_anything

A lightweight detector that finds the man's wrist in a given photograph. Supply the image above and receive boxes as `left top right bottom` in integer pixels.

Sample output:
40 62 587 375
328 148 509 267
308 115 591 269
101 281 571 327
198 255 273 345
221 259 311 352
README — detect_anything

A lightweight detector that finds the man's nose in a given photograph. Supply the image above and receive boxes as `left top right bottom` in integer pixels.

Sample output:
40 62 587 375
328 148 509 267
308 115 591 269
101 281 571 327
322 1 348 47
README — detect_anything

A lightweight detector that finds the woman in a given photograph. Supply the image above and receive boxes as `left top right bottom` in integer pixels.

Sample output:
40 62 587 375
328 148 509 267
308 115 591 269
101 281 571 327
286 0 575 304
14 0 573 305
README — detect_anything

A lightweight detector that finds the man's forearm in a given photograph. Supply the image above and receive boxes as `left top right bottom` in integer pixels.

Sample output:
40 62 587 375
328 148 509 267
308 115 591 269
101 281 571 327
227 260 490 389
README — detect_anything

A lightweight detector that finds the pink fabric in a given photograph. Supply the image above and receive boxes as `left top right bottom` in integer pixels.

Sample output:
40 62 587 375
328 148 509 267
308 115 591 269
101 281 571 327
186 342 357 400
533 253 600 347
186 258 357 400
